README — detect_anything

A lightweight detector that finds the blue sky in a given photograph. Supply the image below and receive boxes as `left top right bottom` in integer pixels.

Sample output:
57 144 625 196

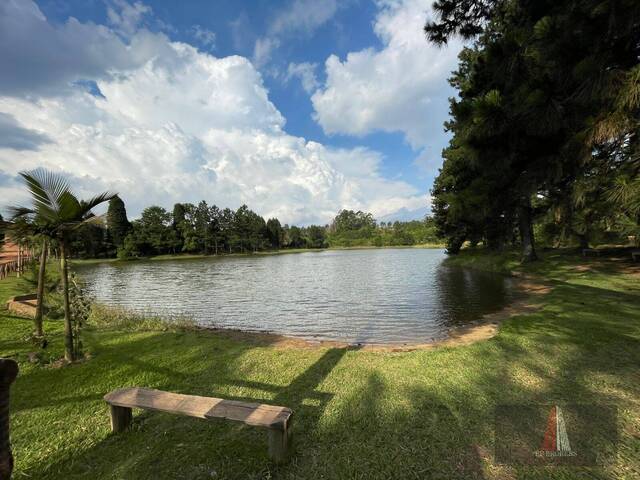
0 0 462 224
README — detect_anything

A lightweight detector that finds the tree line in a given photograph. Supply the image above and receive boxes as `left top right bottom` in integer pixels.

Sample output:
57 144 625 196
60 199 441 259
110 201 330 258
326 209 440 247
426 0 639 260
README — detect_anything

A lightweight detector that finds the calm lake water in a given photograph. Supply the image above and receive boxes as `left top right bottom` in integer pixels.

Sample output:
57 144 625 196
77 248 516 344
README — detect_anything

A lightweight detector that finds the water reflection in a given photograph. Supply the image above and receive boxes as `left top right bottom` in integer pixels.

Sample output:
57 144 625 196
77 249 515 344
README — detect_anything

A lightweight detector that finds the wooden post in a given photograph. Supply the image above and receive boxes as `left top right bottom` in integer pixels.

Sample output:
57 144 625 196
109 405 132 432
267 418 292 464
0 359 18 480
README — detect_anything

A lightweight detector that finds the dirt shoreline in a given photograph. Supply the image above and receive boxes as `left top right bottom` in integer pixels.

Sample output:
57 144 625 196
193 273 552 352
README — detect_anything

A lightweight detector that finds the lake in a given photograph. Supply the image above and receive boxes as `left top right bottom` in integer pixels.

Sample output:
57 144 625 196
77 248 516 344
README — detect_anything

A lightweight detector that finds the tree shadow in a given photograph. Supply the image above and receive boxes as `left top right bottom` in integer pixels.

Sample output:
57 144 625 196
285 371 486 479
10 274 640 479
16 330 351 479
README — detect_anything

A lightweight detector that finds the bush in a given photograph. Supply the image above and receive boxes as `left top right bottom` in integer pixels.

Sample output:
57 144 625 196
87 304 197 332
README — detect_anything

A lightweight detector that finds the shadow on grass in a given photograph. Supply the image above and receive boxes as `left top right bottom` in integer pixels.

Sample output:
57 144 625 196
10 274 640 480
16 330 352 479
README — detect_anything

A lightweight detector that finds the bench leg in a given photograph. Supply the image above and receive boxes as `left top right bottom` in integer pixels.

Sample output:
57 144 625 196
109 405 132 433
268 424 292 464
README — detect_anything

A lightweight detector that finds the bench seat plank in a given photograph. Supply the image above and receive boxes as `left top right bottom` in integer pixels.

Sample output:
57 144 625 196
104 387 291 430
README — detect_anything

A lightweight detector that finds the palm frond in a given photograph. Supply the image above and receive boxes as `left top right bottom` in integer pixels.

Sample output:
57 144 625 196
57 190 83 222
7 206 37 221
4 218 36 241
19 169 72 221
80 192 117 215
67 213 108 232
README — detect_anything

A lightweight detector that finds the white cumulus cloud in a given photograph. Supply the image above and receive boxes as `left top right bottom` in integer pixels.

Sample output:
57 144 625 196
0 0 426 225
311 0 463 150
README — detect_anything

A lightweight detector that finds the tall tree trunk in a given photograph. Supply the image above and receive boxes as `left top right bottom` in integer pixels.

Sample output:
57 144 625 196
34 239 48 337
577 233 589 249
59 240 74 362
518 197 538 262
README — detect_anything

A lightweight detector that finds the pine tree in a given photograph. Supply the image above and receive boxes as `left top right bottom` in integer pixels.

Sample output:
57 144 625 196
106 196 131 249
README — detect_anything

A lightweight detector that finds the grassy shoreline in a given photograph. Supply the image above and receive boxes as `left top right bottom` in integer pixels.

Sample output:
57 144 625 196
1 250 639 479
71 243 445 265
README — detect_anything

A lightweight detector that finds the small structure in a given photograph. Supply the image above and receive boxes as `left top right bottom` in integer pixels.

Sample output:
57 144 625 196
5 294 37 318
0 241 34 280
104 387 293 463
632 251 640 262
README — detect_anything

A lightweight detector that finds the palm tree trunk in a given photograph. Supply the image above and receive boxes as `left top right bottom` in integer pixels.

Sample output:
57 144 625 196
59 240 74 362
34 239 47 337
16 246 21 278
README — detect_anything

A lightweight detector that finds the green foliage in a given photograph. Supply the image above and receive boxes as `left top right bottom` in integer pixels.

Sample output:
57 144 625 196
327 211 440 248
88 304 196 331
266 218 284 249
304 225 327 248
68 222 110 258
8 168 114 360
106 196 131 249
19 191 436 258
120 206 177 257
427 0 640 257
284 225 305 248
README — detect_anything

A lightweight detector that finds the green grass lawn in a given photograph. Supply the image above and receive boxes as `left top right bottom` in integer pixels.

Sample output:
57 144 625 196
1 250 639 479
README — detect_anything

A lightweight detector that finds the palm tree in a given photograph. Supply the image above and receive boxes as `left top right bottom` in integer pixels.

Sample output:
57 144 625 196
10 169 115 361
2 217 48 336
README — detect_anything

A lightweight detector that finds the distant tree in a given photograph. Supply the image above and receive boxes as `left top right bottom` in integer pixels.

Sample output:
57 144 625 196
171 203 187 251
175 203 196 252
328 210 377 246
126 206 174 256
331 210 376 233
70 221 110 258
231 205 251 252
219 208 235 252
209 205 223 254
287 225 305 248
266 218 283 249
304 225 327 248
194 201 212 253
106 196 131 249
247 209 268 252
172 203 186 228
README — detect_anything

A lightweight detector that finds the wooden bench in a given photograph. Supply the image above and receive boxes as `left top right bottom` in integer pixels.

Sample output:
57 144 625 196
582 248 601 257
104 387 293 463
